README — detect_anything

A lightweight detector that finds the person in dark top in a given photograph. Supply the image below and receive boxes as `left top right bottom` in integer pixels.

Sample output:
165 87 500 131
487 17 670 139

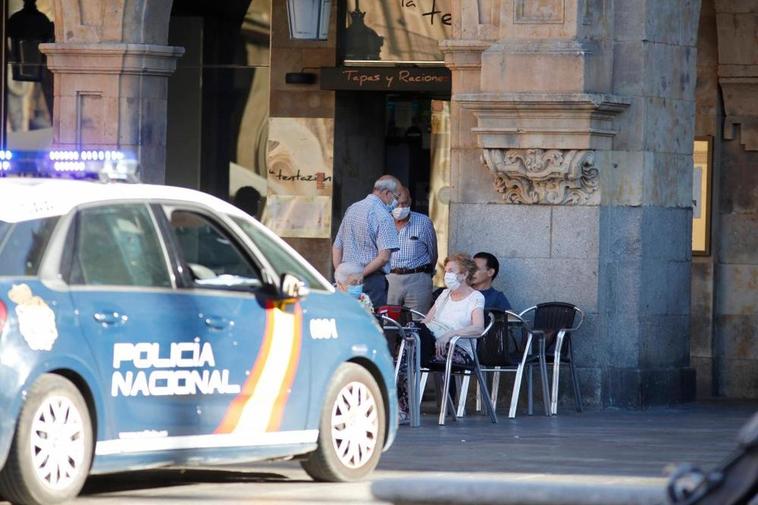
471 251 512 311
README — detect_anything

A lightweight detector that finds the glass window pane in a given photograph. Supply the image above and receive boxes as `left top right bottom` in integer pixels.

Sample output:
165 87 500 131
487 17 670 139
71 205 171 287
169 211 261 289
0 217 59 275
230 215 326 290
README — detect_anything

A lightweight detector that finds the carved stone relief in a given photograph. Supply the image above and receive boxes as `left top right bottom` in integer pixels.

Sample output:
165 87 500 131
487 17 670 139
482 148 599 204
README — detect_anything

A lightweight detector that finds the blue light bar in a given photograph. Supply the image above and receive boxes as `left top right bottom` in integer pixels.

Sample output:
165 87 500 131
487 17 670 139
49 150 125 162
0 150 138 182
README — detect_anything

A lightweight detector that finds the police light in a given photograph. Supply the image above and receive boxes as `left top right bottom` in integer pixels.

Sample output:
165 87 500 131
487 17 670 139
0 151 12 172
47 150 135 181
0 149 138 182
48 150 125 162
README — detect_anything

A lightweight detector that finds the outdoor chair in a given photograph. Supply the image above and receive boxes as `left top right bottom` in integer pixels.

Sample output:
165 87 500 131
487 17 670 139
418 312 497 425
376 305 426 380
519 302 584 416
377 312 422 427
456 309 547 419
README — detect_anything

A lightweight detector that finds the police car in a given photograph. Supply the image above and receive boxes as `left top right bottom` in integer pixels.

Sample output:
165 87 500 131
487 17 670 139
0 151 397 505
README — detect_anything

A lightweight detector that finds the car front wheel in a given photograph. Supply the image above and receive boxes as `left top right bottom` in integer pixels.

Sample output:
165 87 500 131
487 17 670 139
301 363 386 482
0 374 93 505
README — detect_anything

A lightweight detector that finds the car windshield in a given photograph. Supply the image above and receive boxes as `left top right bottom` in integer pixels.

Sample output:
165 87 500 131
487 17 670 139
0 217 60 276
230 216 330 291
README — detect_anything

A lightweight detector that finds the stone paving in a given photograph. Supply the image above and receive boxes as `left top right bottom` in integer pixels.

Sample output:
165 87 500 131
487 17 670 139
377 400 756 477
2 401 755 504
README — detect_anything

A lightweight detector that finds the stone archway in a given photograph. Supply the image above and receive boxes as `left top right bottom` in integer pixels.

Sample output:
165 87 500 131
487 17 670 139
40 0 183 182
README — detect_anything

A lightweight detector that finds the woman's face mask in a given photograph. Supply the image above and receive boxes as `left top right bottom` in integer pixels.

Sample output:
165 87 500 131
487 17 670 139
443 272 461 291
346 283 363 298
392 206 410 221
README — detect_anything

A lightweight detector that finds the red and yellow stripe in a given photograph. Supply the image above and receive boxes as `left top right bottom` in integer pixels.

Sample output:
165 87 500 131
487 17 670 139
215 302 303 434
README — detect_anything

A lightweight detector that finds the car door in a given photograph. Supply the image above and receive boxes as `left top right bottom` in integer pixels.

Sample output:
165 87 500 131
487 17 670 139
158 205 309 441
64 202 202 447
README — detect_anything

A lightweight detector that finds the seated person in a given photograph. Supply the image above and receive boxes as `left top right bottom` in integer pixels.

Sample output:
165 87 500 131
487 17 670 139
396 253 484 423
471 251 512 311
334 262 373 314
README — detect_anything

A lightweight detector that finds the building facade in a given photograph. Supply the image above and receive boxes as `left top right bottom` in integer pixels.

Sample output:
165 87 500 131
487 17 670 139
3 0 756 405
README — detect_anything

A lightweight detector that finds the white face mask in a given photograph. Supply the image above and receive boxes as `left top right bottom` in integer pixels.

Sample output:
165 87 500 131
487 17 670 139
392 206 410 221
444 272 461 291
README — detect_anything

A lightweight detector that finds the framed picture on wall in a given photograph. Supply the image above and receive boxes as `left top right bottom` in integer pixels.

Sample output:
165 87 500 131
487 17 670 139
692 136 712 256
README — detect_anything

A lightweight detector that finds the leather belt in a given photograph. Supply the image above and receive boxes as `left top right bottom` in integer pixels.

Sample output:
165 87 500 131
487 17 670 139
390 265 431 275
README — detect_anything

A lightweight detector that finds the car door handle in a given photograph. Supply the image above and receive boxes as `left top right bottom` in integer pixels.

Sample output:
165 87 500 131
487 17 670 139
93 311 128 326
203 315 230 330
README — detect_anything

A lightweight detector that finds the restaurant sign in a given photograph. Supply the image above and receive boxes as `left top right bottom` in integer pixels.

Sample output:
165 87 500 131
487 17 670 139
320 66 451 93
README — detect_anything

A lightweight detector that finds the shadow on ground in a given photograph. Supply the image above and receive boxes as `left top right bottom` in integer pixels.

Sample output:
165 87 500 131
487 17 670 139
81 469 295 496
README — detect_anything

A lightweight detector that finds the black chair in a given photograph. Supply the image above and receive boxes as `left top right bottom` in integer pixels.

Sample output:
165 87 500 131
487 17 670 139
459 309 546 419
519 302 584 416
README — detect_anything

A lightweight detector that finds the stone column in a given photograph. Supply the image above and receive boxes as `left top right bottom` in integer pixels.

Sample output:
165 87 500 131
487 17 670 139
712 0 758 397
40 0 183 184
443 0 700 407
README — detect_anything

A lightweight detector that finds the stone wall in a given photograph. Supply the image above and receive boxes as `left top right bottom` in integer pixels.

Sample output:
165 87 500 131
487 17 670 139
715 141 758 398
445 0 700 408
711 0 758 399
691 0 758 399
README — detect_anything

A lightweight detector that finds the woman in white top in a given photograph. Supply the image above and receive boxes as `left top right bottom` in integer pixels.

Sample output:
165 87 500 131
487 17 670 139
423 253 485 362
397 253 484 422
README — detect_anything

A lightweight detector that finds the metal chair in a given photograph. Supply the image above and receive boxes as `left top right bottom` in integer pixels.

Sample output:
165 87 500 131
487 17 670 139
376 306 425 381
462 309 545 419
376 307 425 427
420 312 497 425
519 302 584 415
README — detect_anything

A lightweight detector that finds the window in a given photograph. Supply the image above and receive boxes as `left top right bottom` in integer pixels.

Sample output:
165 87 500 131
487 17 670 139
0 217 59 276
230 216 328 290
169 210 261 289
69 205 171 287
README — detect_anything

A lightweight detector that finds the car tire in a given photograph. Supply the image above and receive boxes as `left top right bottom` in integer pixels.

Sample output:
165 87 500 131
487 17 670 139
0 374 93 505
301 363 386 482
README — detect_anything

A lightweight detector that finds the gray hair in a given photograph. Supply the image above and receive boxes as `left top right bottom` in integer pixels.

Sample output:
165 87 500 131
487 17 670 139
373 176 398 194
335 262 364 284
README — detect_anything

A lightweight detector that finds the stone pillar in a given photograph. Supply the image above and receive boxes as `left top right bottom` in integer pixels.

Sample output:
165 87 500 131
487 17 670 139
443 0 699 407
40 0 183 184
711 0 758 398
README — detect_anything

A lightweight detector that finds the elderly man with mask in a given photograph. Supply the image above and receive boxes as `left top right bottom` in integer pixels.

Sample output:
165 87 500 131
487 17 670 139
333 175 401 307
386 186 438 316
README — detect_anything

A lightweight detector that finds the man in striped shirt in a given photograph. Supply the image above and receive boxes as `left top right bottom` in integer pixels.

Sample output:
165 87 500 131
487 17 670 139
332 176 401 307
386 186 438 316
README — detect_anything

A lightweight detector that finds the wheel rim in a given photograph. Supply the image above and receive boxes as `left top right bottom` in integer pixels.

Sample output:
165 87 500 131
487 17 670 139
330 381 379 469
29 395 86 491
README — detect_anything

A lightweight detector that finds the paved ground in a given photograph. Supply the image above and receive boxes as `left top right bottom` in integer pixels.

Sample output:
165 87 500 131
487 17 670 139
2 401 755 504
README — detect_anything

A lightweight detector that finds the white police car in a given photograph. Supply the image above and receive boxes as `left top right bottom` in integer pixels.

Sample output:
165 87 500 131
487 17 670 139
0 151 397 505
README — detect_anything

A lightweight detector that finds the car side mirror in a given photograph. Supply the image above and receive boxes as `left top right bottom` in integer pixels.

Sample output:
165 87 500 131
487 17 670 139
280 273 310 300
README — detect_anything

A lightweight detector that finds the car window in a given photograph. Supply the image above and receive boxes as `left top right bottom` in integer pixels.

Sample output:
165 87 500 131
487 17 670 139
0 217 60 276
169 210 261 289
69 204 171 288
230 216 327 290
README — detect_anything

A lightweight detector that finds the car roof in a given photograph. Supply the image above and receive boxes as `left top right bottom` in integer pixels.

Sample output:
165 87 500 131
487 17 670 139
0 178 247 223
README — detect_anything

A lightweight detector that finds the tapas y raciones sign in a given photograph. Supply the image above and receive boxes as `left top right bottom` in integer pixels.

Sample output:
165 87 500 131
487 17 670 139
320 67 451 92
